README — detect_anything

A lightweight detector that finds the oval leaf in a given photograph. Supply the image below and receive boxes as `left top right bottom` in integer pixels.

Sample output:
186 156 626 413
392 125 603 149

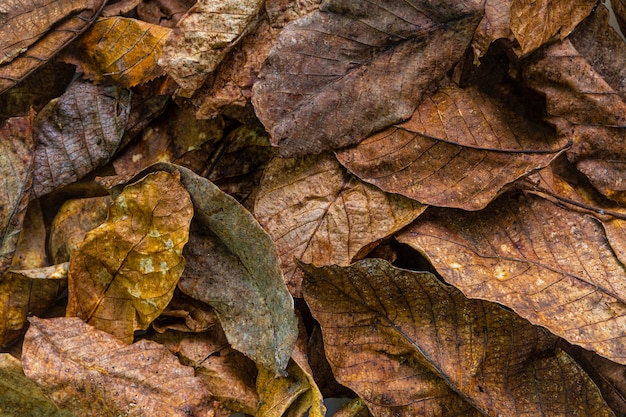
67 171 193 343
302 259 614 417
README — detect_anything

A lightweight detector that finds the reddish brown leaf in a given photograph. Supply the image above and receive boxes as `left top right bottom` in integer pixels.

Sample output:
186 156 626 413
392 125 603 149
302 259 614 417
22 317 216 417
32 79 132 198
137 0 195 27
336 85 565 210
254 153 425 296
471 0 513 60
252 0 483 157
0 0 106 94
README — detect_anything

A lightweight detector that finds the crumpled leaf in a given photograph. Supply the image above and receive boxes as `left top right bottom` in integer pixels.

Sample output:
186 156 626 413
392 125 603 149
252 0 483 157
0 0 106 94
397 191 626 364
254 153 425 296
160 0 265 96
22 317 215 417
66 17 172 87
152 291 220 333
32 79 132 198
0 353 75 417
523 5 626 205
336 85 566 210
67 171 193 343
471 0 514 61
302 259 615 417
0 113 34 275
137 162 297 375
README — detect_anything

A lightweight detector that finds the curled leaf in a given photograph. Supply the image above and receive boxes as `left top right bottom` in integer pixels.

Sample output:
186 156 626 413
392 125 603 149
67 171 193 343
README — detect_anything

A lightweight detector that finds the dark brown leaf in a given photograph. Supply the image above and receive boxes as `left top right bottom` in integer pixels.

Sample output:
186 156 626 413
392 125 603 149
252 0 483 157
613 0 626 35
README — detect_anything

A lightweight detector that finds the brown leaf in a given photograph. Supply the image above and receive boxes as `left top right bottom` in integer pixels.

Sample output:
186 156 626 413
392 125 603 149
265 0 319 29
397 191 626 364
32 79 132 198
0 353 75 417
0 0 105 94
254 153 425 296
0 113 35 275
302 259 615 417
10 200 48 270
152 292 220 333
332 398 373 417
523 5 626 204
67 17 171 87
252 0 483 157
22 317 215 417
160 0 265 96
67 171 193 343
613 0 626 35
471 0 513 61
336 85 565 210
137 0 196 28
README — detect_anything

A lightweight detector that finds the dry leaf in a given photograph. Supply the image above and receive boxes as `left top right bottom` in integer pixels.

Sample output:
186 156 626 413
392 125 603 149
10 200 48 270
137 0 196 27
160 0 265 96
332 398 372 417
67 171 193 343
397 191 626 364
22 317 216 417
254 153 425 296
32 79 132 198
252 0 483 157
613 0 626 35
471 0 513 61
0 0 106 94
0 353 75 417
302 259 614 417
336 85 566 210
265 0 319 29
152 291 220 333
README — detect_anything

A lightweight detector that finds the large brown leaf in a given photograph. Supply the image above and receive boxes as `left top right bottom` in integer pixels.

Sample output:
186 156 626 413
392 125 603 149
397 191 626 364
252 0 483 157
67 171 193 343
254 153 425 296
22 317 215 417
336 85 566 210
302 259 614 417
32 79 132 198
523 5 626 204
0 0 106 94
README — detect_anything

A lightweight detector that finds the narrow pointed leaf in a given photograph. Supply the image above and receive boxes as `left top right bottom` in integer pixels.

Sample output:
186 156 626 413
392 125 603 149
302 259 614 417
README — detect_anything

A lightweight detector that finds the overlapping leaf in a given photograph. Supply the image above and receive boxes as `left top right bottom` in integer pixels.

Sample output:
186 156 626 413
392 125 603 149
397 191 626 364
67 171 193 343
254 153 425 296
336 85 566 210
22 317 215 417
0 0 106 94
302 259 614 416
252 0 483 157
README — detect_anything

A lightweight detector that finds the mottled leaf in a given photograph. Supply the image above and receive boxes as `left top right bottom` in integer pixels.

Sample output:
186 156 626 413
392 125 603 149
160 0 265 96
302 259 614 417
336 85 566 210
11 200 48 270
67 171 193 343
523 5 626 204
265 0 319 28
0 0 106 94
252 0 483 157
332 398 372 417
0 114 34 275
397 191 626 364
68 17 171 87
254 153 425 296
32 79 132 198
0 353 75 417
22 317 215 417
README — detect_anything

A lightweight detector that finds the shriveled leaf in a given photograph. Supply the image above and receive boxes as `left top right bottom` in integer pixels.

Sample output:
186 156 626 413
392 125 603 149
252 0 483 157
32 79 132 198
523 5 626 205
152 292 220 333
0 353 75 417
0 0 106 94
23 317 215 417
510 0 595 55
138 162 297 375
68 17 171 87
471 0 513 61
160 0 265 96
255 153 425 296
67 171 193 343
302 259 614 417
336 85 565 210
397 191 626 364
0 114 34 275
